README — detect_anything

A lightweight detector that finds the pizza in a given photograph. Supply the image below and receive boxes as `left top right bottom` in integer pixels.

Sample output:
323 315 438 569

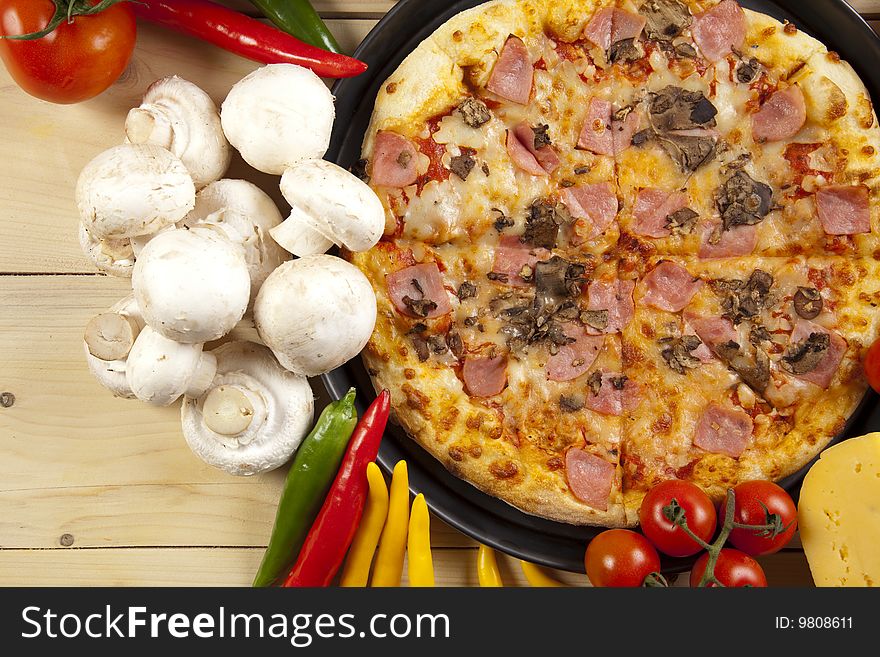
345 0 880 527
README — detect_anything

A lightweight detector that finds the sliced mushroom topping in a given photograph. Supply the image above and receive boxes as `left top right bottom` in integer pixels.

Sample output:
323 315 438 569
532 124 552 150
580 309 609 331
656 132 718 172
610 375 628 390
781 332 830 375
450 153 476 180
497 256 587 352
610 38 644 64
402 278 439 318
714 340 771 392
457 281 477 300
427 335 448 354
640 0 691 42
631 129 652 147
411 334 430 362
649 86 718 132
673 42 697 58
710 269 775 325
659 334 703 374
794 287 823 320
559 394 585 413
493 209 514 232
640 87 720 172
447 331 464 358
587 370 603 396
457 97 491 128
749 324 773 347
717 170 773 231
665 207 699 234
736 57 761 84
522 199 562 249
535 256 585 301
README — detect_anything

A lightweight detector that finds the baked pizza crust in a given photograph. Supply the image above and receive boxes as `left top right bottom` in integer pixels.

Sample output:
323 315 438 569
349 0 880 527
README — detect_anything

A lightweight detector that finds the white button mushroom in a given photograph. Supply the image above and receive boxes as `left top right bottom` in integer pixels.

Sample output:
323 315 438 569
132 226 251 344
78 223 136 277
254 255 377 376
125 327 217 406
83 294 144 398
270 159 385 257
182 179 289 302
75 143 195 240
125 76 231 190
181 341 314 476
220 64 335 175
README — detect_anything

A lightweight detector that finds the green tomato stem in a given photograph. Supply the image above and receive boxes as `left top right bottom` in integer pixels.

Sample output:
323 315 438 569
0 0 132 41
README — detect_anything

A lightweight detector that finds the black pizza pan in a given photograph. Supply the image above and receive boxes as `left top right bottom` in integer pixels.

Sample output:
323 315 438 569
321 0 880 574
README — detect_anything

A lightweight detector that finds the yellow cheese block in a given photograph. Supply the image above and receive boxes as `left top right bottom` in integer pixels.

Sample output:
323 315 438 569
799 432 880 587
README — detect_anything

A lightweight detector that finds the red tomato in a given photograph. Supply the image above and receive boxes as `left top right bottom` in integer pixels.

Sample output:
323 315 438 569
690 548 767 587
0 1 136 104
585 529 661 587
720 481 797 556
865 338 880 393
639 480 717 557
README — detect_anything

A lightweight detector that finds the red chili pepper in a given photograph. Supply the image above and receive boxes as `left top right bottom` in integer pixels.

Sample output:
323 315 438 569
133 0 367 79
283 390 391 587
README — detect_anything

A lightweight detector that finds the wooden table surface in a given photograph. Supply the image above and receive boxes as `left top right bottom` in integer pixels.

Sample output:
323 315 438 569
1 0 878 587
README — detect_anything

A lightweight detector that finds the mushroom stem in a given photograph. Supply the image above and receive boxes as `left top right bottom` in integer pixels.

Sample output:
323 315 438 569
84 312 142 362
185 351 219 400
223 316 266 346
125 107 172 147
269 207 333 257
202 384 258 436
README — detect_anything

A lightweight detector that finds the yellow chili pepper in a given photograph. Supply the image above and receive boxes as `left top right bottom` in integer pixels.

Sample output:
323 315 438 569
477 544 503 587
339 462 389 587
520 560 566 587
406 493 434 587
371 460 409 586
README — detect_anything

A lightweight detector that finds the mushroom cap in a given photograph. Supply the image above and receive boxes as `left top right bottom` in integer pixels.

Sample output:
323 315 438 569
83 295 144 398
78 223 135 277
75 143 195 240
125 76 231 189
181 341 314 476
254 255 377 376
272 159 385 256
220 64 334 175
126 327 217 406
133 226 251 344
183 179 289 302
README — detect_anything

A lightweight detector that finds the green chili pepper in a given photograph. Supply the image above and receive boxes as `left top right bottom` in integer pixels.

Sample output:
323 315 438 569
249 0 343 55
252 388 357 587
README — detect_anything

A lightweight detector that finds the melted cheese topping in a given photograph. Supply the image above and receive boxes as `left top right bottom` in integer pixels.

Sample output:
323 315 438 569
350 0 880 527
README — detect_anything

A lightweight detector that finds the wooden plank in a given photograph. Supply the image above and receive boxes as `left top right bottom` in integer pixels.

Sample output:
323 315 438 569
0 546 812 587
0 483 472 549
0 274 473 549
0 19 376 275
851 0 880 16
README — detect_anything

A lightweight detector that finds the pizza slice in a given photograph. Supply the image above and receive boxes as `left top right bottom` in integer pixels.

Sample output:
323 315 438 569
606 1 849 261
739 48 880 257
619 254 879 522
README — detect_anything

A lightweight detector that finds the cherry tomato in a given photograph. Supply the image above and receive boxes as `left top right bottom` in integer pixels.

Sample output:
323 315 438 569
0 1 136 104
585 529 661 587
690 548 767 587
864 338 880 393
719 481 797 556
639 480 717 557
